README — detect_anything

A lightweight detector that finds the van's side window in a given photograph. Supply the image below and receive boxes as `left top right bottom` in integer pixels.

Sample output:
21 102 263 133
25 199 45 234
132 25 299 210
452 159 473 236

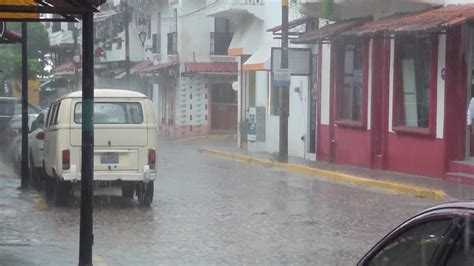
47 103 57 128
45 104 54 128
53 102 61 125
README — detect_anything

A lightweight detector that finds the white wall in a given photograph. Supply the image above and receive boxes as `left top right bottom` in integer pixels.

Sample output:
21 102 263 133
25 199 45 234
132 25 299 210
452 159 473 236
178 0 214 62
436 34 446 139
288 76 309 158
320 44 331 125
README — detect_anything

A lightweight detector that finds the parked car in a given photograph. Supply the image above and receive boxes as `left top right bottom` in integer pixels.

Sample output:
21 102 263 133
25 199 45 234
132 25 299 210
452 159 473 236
11 114 38 168
0 97 18 146
358 201 474 265
43 89 157 206
0 97 41 147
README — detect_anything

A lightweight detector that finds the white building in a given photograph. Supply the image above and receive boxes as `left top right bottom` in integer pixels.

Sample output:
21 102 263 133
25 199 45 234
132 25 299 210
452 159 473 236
207 0 317 159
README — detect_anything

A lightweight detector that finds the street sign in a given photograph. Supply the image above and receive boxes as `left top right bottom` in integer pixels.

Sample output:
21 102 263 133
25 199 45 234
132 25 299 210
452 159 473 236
273 68 291 87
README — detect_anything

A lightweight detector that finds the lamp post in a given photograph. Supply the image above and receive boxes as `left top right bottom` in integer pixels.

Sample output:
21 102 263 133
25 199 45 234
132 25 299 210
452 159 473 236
72 24 80 91
121 0 131 89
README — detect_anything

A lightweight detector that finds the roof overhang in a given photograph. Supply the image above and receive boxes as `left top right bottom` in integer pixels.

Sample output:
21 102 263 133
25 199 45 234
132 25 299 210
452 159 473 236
243 39 281 71
292 17 371 44
0 0 104 22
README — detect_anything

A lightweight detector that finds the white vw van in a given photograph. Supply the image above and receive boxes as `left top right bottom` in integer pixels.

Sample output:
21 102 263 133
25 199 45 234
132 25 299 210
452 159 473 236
43 89 157 206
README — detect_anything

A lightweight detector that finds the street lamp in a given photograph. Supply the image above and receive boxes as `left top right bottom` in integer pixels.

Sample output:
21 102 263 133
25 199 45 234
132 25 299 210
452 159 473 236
138 31 146 47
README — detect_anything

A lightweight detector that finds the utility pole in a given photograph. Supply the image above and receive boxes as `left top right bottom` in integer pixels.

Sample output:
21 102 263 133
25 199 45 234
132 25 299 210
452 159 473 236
79 11 94 266
72 25 80 91
123 0 131 89
279 0 289 163
20 22 29 189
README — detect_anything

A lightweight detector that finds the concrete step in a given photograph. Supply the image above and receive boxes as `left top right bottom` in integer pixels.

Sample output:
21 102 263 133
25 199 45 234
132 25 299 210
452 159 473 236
445 172 474 186
449 161 474 175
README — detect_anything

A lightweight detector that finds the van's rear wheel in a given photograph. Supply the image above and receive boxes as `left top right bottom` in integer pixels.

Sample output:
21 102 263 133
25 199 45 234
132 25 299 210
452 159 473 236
137 181 153 207
122 185 134 199
53 179 72 207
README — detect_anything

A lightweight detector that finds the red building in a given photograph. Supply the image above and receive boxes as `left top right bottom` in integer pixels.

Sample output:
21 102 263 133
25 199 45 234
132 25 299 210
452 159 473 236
294 4 474 183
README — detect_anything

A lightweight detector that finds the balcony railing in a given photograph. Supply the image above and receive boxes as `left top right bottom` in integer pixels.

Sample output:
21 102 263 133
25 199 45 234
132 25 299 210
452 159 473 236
167 32 177 55
210 32 233 56
209 0 264 4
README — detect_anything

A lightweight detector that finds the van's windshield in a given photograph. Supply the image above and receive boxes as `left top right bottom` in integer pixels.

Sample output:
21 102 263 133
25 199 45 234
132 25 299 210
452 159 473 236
74 102 143 124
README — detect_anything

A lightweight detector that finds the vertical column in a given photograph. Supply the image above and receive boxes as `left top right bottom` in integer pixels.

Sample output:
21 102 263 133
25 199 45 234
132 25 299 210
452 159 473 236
79 11 94 266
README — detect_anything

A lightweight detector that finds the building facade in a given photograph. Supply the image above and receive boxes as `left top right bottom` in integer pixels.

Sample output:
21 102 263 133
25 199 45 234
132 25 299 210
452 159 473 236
296 0 474 182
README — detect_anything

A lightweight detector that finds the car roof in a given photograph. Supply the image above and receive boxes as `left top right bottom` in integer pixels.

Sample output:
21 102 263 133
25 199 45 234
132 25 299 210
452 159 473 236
419 201 474 214
62 89 147 99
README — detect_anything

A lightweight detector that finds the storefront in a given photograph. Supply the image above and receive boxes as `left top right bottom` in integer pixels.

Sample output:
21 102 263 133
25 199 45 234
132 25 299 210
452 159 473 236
295 4 474 183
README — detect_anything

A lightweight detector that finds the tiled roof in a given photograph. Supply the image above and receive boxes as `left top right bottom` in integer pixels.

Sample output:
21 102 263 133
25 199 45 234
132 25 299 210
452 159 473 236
291 17 371 44
139 62 178 74
184 62 238 74
130 61 153 74
52 62 74 73
360 4 474 35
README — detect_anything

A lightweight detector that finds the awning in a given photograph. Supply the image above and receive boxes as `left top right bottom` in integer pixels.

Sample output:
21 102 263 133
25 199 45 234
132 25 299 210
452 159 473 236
184 62 238 74
267 16 318 33
291 17 371 44
139 62 179 75
343 4 474 36
131 61 153 75
243 39 281 71
52 62 75 74
94 9 118 23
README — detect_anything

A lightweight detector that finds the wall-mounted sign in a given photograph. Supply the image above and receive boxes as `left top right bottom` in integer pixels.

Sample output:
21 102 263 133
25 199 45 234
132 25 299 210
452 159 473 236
273 68 291 87
271 47 311 76
248 107 257 142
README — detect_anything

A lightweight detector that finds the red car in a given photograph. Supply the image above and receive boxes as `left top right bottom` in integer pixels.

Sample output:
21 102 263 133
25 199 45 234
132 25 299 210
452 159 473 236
359 202 474 266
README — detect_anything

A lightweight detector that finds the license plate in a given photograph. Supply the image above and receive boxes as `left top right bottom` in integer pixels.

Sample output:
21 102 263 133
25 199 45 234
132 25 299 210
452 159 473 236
100 153 119 164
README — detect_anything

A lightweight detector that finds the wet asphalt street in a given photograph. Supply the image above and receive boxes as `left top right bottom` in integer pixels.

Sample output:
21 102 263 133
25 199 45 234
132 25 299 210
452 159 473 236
0 135 441 265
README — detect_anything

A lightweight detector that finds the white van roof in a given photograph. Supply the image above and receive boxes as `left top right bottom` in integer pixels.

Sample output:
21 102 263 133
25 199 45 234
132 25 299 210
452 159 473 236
63 89 147 99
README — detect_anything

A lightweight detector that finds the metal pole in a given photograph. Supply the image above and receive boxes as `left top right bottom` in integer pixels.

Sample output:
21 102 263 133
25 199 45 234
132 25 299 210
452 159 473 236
124 1 131 89
20 22 29 189
79 11 94 266
73 25 79 91
279 0 289 163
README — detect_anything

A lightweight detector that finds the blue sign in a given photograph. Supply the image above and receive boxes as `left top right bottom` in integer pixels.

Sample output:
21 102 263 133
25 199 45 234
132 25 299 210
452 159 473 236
273 69 291 87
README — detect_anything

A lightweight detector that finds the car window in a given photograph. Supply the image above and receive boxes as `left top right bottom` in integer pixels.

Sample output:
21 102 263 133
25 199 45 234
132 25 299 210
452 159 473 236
445 220 474 266
367 219 453 266
53 102 61 125
74 102 144 124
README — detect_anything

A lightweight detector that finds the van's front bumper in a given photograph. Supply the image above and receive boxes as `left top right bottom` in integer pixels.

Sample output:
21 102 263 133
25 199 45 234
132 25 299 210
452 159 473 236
61 165 156 183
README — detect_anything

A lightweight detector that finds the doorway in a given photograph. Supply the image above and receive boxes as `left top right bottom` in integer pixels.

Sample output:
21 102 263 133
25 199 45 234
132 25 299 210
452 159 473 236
210 83 237 131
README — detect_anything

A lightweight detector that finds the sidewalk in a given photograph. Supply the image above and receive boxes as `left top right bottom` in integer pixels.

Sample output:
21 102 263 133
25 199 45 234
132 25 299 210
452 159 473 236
190 136 474 201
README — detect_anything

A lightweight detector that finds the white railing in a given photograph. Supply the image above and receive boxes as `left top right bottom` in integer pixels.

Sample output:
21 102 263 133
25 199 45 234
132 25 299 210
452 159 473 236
210 0 264 5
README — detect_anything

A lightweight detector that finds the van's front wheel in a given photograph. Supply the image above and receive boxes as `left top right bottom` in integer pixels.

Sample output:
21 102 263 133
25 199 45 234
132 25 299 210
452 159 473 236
137 181 153 207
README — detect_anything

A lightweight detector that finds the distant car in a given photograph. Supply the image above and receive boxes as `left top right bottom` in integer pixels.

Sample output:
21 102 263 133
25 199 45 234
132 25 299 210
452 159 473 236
0 97 41 147
28 110 47 187
11 114 38 169
358 201 474 266
0 97 18 146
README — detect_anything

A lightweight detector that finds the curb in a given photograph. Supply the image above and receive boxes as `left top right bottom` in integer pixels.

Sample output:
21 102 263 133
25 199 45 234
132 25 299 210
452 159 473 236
198 148 446 201
176 134 236 143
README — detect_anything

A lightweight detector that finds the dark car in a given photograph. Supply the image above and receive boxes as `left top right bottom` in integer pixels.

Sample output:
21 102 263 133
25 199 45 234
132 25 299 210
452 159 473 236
0 97 41 146
0 97 18 146
359 202 474 266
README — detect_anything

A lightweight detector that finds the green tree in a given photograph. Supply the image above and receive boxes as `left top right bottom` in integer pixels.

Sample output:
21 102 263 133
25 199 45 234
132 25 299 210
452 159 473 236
0 22 49 90
321 0 334 19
